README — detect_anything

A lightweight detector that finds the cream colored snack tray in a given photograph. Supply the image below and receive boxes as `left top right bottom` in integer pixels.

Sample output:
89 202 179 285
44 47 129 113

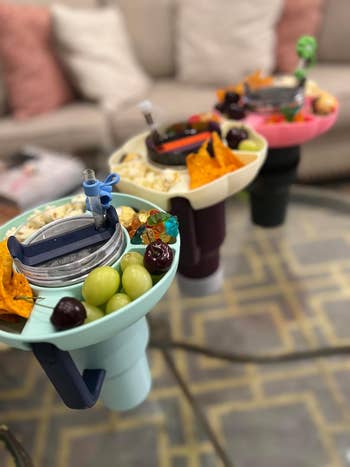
109 121 267 210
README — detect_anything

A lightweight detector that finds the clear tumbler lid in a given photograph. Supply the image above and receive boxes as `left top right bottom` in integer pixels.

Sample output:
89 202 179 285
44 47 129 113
13 215 125 287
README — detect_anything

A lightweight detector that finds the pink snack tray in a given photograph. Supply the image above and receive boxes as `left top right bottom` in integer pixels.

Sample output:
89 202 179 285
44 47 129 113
243 98 339 148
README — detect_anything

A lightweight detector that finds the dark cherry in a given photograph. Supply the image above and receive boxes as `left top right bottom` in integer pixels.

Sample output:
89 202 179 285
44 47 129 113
214 102 227 114
226 103 246 120
224 91 240 105
50 297 87 331
226 127 249 149
144 239 174 274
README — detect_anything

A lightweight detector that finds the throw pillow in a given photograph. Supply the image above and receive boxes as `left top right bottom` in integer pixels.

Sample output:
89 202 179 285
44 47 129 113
51 5 151 111
276 0 325 73
0 2 74 119
176 0 284 86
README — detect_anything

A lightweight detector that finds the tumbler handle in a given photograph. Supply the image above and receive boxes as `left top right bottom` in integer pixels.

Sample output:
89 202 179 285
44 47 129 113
170 197 200 266
32 342 105 409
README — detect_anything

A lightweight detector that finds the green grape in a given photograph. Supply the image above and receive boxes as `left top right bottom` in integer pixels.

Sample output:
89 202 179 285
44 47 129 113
82 301 104 323
122 264 153 300
105 293 132 314
238 139 260 151
120 251 144 272
82 266 120 306
151 273 165 285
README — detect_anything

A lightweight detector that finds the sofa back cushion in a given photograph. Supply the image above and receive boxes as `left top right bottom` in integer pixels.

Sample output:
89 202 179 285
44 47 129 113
317 0 350 62
108 0 175 78
9 0 97 5
176 0 283 86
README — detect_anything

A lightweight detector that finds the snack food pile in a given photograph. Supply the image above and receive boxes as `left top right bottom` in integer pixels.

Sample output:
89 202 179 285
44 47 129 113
5 194 85 242
0 198 178 330
215 70 274 120
214 70 338 124
112 127 261 193
113 153 180 192
50 241 174 331
117 206 179 244
0 240 34 322
186 132 246 189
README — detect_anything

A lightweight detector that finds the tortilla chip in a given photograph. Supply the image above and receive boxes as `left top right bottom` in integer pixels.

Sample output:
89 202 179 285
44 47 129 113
216 88 226 103
0 275 34 319
0 239 34 320
0 240 13 287
186 149 221 189
186 133 250 189
186 135 245 189
244 70 273 90
216 71 272 103
212 132 244 169
0 312 21 323
197 140 211 159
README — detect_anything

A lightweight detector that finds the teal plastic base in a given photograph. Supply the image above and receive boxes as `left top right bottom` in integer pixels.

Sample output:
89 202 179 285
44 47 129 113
71 317 150 411
0 193 180 411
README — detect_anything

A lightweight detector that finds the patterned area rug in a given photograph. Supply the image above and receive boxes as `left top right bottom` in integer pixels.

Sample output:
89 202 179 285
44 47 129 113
1 187 350 467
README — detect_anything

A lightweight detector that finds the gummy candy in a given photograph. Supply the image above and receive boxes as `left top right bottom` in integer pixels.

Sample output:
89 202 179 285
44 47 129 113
118 207 179 245
164 216 179 238
131 225 146 244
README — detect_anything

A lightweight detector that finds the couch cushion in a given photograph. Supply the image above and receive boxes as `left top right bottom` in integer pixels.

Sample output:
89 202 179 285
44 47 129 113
317 0 350 62
111 79 216 144
176 0 283 86
309 64 350 129
299 128 350 181
108 0 175 78
0 103 109 157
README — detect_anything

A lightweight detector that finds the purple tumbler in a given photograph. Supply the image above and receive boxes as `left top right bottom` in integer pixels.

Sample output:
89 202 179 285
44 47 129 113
170 197 226 294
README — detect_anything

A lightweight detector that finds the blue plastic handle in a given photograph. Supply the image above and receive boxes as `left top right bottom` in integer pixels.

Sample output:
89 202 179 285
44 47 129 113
85 173 120 209
32 343 105 409
99 173 120 208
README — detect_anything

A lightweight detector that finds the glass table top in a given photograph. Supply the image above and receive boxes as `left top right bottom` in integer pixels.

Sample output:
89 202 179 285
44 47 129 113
1 185 350 467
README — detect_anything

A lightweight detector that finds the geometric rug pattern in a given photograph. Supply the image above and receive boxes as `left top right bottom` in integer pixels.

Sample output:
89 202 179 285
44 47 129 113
1 189 350 467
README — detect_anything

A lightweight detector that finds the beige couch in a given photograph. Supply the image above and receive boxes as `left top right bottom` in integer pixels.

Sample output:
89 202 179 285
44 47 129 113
0 0 349 182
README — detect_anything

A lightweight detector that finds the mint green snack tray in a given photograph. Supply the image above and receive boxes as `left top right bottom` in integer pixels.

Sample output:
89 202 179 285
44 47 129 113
0 193 180 411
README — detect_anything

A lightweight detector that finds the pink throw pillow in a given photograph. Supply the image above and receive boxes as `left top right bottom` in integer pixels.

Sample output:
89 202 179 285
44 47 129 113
275 0 325 73
0 2 73 119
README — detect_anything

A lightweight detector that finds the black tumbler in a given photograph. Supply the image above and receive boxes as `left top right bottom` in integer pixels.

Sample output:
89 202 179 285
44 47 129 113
170 197 226 278
248 146 301 227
